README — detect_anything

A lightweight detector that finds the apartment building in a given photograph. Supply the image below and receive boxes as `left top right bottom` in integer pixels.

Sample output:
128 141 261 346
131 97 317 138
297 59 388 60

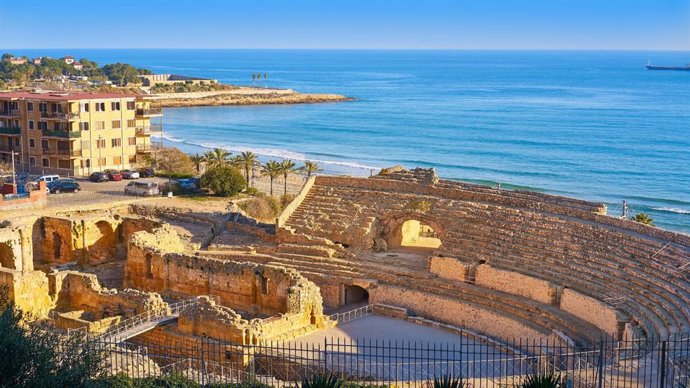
0 91 160 176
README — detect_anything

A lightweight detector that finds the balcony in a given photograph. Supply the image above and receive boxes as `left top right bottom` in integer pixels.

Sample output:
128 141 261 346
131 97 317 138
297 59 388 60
41 148 82 157
0 110 20 118
136 144 152 153
39 111 80 120
136 124 162 136
0 127 21 135
135 108 163 117
42 130 82 139
0 144 20 153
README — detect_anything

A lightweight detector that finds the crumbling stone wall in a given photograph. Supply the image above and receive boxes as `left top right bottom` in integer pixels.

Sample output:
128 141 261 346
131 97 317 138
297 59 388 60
561 288 620 338
0 268 53 317
475 264 556 305
428 256 469 283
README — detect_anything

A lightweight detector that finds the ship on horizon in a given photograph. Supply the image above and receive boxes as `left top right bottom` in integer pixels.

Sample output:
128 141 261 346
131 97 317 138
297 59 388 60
646 60 690 71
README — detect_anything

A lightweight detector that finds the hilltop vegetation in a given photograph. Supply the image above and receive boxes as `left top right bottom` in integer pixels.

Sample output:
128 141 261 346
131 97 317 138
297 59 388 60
0 53 152 87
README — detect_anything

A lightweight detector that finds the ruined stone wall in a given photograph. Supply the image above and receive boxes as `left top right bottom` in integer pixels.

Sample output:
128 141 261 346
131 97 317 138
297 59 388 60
0 268 53 317
41 217 74 264
561 289 620 338
55 271 167 319
428 256 469 283
126 228 325 320
370 285 550 341
0 227 24 271
475 264 555 305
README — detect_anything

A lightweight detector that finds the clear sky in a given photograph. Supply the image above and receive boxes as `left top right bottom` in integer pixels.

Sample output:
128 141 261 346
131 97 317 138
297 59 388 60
1 0 688 50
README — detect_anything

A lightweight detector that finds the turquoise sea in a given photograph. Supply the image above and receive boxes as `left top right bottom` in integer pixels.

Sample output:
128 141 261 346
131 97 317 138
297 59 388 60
10 49 690 233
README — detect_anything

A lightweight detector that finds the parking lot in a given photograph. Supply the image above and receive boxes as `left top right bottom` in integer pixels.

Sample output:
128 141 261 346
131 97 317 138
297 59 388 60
45 176 168 210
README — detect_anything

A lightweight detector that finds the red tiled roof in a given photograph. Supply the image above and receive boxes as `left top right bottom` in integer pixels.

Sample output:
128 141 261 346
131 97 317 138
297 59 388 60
0 91 139 101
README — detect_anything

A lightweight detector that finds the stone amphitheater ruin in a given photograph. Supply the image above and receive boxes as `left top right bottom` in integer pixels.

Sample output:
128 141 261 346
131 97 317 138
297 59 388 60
1 167 689 383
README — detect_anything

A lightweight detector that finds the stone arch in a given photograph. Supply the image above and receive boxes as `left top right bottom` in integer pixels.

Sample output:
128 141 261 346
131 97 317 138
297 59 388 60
344 285 369 305
0 242 16 269
383 212 446 250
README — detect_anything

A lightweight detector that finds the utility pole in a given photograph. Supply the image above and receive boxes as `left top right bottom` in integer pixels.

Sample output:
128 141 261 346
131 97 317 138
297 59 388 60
11 150 16 192
621 200 628 219
98 135 102 171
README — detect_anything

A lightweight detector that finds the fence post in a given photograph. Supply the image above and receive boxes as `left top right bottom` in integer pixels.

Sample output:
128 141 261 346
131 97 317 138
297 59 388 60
597 339 604 388
324 337 328 373
660 340 667 388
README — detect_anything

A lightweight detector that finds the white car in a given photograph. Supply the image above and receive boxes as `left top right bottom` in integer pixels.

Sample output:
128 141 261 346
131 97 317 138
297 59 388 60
124 181 160 196
36 175 60 184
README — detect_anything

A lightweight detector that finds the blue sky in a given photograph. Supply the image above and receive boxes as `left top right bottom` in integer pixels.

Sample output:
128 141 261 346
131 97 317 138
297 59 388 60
1 0 688 50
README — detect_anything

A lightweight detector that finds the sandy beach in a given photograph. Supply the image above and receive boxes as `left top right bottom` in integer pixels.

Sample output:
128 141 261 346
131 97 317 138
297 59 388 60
151 87 352 107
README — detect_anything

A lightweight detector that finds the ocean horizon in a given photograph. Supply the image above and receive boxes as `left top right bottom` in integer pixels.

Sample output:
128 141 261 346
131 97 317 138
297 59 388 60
6 49 690 233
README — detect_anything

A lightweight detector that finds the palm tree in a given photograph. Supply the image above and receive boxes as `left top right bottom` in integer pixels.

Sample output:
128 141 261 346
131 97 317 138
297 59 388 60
631 212 655 226
301 160 322 178
204 148 232 168
278 159 297 197
235 151 257 189
190 153 205 174
251 73 256 86
263 73 268 88
261 160 281 197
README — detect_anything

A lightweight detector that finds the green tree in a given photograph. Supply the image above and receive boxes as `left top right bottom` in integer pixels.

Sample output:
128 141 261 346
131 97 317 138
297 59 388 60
631 212 655 226
235 151 257 189
278 159 297 197
204 148 232 168
155 147 196 176
200 165 246 197
189 153 205 174
0 286 104 386
301 160 322 178
261 160 282 197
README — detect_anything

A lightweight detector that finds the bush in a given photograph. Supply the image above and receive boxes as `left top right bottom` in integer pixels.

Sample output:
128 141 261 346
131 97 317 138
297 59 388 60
238 195 282 221
432 374 467 388
244 187 260 196
155 172 195 180
200 165 245 197
280 194 295 207
301 372 343 388
90 372 272 387
518 372 561 388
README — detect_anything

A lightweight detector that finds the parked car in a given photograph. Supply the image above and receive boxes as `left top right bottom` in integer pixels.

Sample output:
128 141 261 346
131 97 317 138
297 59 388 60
89 172 109 182
138 168 155 178
48 180 81 194
104 169 122 181
35 175 60 184
25 181 50 194
124 181 160 196
176 178 198 192
120 170 140 179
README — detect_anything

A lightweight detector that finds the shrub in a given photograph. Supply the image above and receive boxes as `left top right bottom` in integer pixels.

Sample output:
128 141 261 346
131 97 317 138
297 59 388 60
200 165 246 197
518 372 561 388
280 194 295 207
301 372 343 388
432 374 467 388
238 195 282 221
245 187 259 196
405 199 432 213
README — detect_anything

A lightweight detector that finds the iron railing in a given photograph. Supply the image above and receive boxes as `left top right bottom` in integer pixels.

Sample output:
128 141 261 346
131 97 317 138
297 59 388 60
85 334 690 387
328 304 373 324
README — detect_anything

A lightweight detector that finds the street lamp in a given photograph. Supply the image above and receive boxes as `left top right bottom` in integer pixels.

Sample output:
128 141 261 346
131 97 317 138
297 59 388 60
11 150 16 192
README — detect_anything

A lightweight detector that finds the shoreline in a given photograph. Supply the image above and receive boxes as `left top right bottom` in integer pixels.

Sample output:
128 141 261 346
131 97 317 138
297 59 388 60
150 87 353 108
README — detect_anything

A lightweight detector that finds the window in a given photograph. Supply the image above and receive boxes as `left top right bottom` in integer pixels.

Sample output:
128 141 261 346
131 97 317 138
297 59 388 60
81 140 90 149
14 138 19 146
112 120 121 129
126 101 136 110
95 121 105 130
128 137 136 146
127 119 136 128
42 158 49 167
113 156 122 165
39 103 47 112
29 139 35 148
128 155 137 163
41 139 48 150
95 102 106 112
28 121 34 130
79 122 89 131
111 101 120 111
54 104 63 113
111 138 121 147
82 159 90 168
38 121 48 130
96 139 106 149
80 103 89 112
58 160 70 169
27 102 33 112
100 157 106 166
29 157 35 166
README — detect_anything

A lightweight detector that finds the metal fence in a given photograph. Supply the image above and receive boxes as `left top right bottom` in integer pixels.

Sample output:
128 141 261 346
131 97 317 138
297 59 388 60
86 333 690 387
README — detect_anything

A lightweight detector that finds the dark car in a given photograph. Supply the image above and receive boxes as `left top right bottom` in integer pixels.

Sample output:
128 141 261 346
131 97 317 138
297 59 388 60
177 178 198 192
89 172 109 182
138 168 155 178
49 180 81 194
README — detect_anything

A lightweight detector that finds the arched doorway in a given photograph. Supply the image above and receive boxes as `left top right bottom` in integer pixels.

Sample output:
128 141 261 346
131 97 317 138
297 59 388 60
344 285 369 305
399 220 442 248
0 242 15 269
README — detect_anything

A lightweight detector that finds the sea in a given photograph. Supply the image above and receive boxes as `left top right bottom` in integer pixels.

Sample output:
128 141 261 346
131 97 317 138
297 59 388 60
9 49 690 233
